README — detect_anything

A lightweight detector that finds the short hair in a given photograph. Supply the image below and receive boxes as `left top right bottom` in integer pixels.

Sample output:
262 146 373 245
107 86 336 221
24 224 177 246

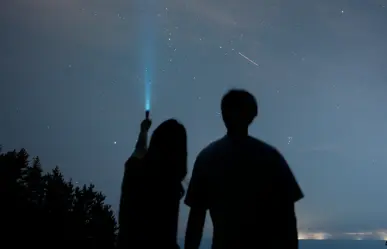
221 89 258 128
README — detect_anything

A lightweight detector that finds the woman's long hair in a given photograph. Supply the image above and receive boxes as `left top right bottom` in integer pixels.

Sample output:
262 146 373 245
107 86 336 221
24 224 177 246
144 119 188 197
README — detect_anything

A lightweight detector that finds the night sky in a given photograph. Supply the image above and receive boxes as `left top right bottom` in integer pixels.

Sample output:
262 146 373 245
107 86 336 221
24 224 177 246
1 0 387 240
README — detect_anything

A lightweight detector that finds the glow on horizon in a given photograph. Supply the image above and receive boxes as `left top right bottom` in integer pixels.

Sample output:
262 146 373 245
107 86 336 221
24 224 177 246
296 230 387 240
197 230 387 241
298 232 331 240
375 230 387 240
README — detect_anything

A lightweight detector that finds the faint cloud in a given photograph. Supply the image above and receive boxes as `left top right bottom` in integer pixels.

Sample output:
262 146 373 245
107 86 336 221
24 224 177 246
167 0 282 30
167 0 237 28
5 0 142 49
185 1 237 27
312 1 382 41
342 230 387 240
297 144 341 153
297 143 387 155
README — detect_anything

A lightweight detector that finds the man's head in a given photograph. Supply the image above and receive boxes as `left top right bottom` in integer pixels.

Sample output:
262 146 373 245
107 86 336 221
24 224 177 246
221 89 258 132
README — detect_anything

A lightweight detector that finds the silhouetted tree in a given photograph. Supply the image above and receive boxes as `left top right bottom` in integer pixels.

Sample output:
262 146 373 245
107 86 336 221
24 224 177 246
0 148 117 248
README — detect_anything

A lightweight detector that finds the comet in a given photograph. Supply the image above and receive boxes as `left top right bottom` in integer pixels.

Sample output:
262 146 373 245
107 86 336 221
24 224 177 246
238 52 259 67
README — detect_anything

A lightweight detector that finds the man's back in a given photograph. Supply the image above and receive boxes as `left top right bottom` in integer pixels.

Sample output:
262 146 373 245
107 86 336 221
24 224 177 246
185 135 304 249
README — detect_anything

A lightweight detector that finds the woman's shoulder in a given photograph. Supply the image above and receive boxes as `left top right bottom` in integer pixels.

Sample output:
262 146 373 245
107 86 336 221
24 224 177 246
125 156 144 175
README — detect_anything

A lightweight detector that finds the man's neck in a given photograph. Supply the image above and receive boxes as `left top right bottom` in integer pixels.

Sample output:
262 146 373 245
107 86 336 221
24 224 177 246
227 129 248 138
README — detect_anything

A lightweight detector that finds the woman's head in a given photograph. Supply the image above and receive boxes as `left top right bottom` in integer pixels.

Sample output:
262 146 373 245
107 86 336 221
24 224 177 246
147 119 187 182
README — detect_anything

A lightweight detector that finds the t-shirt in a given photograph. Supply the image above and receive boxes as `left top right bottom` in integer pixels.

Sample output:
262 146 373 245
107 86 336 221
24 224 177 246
184 135 304 249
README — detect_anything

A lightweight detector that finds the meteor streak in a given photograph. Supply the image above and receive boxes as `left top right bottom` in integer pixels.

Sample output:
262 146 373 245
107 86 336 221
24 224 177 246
238 52 259 67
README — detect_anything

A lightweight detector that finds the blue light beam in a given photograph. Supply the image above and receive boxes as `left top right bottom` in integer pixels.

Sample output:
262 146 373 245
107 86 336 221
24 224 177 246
141 2 157 112
145 67 151 111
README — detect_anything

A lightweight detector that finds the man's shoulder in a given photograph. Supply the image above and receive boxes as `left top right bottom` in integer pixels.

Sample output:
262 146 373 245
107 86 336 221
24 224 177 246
247 136 276 149
197 136 279 160
194 137 227 164
200 136 229 153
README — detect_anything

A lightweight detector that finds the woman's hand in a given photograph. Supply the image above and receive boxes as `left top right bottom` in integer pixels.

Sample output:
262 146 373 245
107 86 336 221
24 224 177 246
140 119 152 132
132 118 152 158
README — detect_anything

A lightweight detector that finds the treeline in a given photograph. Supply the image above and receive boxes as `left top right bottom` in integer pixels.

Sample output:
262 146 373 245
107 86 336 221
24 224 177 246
0 147 117 248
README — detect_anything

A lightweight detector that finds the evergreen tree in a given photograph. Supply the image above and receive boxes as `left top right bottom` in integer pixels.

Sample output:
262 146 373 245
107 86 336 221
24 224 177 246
0 148 117 248
24 156 44 205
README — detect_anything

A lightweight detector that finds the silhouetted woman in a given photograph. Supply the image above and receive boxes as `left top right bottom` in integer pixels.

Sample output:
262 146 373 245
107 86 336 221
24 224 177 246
117 117 187 249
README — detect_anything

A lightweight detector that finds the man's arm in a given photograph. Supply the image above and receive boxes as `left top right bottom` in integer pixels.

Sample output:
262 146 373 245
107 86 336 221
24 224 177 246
185 208 206 249
273 149 304 203
184 153 209 249
272 149 304 249
276 202 299 249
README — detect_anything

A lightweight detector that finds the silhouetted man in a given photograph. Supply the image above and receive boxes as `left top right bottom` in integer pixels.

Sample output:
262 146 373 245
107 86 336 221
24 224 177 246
184 89 304 249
